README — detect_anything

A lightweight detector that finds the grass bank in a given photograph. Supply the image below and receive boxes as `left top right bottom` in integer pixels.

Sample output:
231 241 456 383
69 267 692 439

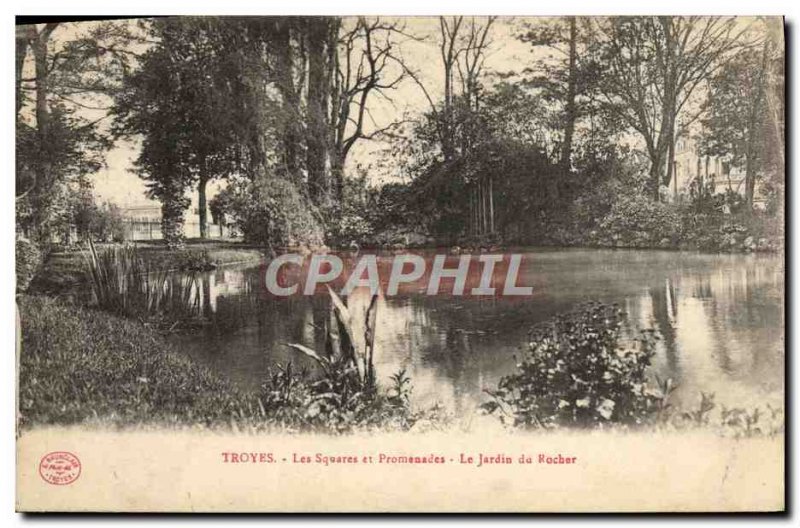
17 296 438 432
18 295 260 429
29 239 265 295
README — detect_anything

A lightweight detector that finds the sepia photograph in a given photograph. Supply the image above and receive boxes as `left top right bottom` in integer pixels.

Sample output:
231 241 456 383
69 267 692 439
12 11 786 513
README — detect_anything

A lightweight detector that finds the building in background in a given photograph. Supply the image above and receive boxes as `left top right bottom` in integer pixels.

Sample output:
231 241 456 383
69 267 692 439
119 203 231 241
670 129 766 208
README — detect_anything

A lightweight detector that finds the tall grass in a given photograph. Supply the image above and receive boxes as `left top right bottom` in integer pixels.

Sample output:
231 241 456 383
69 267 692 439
84 240 202 321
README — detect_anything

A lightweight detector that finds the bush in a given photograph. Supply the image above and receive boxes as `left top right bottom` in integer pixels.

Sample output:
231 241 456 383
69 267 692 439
326 209 372 247
170 248 215 271
16 237 42 294
92 202 127 243
222 175 325 250
678 207 783 253
482 302 662 429
597 195 681 248
255 364 424 433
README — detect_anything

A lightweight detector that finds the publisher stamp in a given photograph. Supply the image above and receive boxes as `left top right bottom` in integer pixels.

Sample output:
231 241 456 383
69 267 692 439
38 452 81 486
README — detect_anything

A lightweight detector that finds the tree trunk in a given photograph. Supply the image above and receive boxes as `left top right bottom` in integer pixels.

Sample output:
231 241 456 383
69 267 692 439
744 40 771 212
654 17 678 202
15 26 29 116
481 179 488 235
273 20 301 184
198 175 208 239
440 18 457 162
330 155 345 204
744 151 755 209
488 176 495 234
470 185 476 236
666 127 676 197
560 16 578 174
31 30 49 155
28 25 56 241
306 18 332 205
649 151 665 201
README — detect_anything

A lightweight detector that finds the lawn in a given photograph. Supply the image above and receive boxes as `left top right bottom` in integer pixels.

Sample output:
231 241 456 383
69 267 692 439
17 295 262 429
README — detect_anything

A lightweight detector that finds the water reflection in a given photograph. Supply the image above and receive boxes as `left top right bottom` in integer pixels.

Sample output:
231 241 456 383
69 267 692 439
171 248 784 415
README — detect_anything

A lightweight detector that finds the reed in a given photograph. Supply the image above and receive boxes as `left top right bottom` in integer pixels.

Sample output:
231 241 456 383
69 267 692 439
84 240 202 321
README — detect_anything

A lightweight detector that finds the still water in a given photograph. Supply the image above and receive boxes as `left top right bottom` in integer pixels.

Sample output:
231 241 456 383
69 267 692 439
171 248 784 415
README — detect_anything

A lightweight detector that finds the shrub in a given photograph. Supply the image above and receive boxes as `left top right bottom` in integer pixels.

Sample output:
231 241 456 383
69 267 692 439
92 202 127 243
16 237 42 294
597 195 681 248
170 248 215 271
482 302 662 429
677 206 783 253
223 175 325 250
327 210 372 247
678 211 723 250
255 363 420 433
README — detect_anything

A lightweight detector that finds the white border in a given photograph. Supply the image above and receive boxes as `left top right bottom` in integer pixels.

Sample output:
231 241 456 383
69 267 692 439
3 1 796 526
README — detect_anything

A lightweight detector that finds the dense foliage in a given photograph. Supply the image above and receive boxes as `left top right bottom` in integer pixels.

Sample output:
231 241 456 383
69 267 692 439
15 237 42 293
16 106 112 245
218 175 326 250
16 21 132 246
482 303 663 429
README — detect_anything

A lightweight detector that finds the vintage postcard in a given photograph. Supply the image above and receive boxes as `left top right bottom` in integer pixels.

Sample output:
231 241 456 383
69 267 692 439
14 15 785 512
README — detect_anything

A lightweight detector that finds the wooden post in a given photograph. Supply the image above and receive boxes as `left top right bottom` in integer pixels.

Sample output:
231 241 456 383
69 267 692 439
489 176 495 234
481 179 488 235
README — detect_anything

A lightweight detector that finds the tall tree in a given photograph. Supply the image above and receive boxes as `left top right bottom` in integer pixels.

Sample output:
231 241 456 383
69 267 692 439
519 16 598 172
114 18 244 240
16 21 132 241
700 35 775 208
329 17 408 202
593 16 741 200
400 17 497 236
306 17 338 203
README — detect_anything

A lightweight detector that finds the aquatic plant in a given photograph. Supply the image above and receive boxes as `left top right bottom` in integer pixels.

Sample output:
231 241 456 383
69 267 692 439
84 240 202 322
286 286 379 392
271 288 441 432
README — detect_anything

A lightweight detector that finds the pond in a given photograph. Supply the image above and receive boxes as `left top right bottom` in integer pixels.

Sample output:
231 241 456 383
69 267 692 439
170 248 784 416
